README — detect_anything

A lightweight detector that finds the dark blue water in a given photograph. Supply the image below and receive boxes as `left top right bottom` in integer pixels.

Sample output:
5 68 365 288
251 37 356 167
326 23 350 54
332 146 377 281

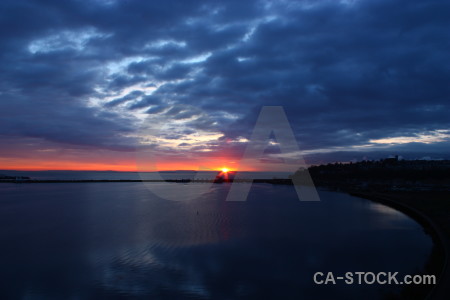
0 182 432 299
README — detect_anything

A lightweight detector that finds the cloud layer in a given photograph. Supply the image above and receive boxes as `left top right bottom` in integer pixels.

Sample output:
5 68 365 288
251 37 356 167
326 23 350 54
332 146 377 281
1 0 449 169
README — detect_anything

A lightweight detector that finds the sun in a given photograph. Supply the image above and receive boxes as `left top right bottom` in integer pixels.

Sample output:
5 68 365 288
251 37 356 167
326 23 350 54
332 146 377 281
221 168 229 173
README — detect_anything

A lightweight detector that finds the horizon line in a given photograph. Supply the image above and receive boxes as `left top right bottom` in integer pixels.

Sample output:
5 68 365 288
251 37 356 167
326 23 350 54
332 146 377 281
0 168 283 173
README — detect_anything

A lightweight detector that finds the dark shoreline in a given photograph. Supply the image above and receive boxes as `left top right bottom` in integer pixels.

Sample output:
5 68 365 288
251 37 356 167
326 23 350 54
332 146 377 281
345 190 450 300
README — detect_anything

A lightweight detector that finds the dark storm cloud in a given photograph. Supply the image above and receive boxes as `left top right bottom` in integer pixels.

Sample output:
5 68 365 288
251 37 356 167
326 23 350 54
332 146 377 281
105 90 145 108
128 95 161 110
146 105 169 114
0 0 449 160
0 92 135 151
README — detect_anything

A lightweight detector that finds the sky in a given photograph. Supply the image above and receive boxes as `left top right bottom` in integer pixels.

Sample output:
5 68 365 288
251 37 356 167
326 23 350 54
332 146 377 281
0 0 449 171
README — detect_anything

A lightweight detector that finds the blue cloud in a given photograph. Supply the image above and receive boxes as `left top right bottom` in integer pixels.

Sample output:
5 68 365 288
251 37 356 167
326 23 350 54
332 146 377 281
0 0 449 162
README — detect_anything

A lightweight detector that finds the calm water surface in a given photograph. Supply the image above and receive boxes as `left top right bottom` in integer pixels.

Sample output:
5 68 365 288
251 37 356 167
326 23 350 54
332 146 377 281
0 182 432 299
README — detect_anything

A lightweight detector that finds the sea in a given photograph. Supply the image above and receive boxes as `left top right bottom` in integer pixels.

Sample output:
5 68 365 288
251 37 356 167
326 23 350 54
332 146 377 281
0 171 433 299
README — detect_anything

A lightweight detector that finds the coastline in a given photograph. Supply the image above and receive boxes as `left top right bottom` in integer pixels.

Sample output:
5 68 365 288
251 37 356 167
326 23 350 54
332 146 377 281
348 190 450 300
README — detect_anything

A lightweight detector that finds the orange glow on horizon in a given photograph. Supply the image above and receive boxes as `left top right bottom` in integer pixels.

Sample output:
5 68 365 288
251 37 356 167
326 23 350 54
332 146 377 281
0 158 256 172
0 137 291 172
